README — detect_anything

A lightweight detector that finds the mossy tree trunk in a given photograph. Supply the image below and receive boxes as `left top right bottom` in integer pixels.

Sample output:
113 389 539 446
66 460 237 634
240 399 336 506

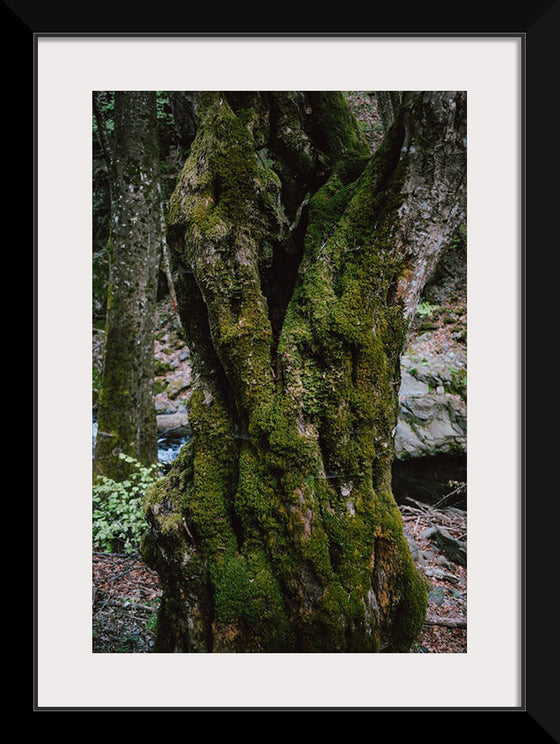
94 92 163 481
143 91 466 652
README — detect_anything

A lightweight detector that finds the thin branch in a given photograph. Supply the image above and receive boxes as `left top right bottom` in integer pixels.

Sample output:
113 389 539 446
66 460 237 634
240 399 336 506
121 600 159 613
424 614 467 629
289 193 310 236
157 179 183 332
93 550 140 558
405 497 432 512
161 241 181 321
433 482 467 508
108 558 141 584
98 599 159 613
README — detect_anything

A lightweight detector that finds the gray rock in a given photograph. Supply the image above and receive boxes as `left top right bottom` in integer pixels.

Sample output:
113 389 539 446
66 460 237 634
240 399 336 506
427 526 467 567
421 548 439 563
428 586 446 607
167 378 190 399
395 355 467 458
404 529 427 566
156 410 192 438
399 369 431 397
393 420 426 459
443 507 467 519
154 397 172 413
422 565 460 584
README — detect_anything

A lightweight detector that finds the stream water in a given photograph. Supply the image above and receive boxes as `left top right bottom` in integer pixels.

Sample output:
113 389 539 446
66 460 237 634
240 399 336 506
92 418 189 470
92 418 466 507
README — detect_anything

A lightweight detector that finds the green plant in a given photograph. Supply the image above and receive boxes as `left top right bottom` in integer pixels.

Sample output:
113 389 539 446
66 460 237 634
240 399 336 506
416 301 438 317
154 357 174 375
92 91 115 137
257 148 275 169
146 598 161 634
449 221 467 251
449 366 467 399
92 454 160 554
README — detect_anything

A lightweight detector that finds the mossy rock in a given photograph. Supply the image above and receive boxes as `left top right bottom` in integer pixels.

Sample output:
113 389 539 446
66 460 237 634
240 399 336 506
153 378 168 396
167 378 189 399
154 358 174 375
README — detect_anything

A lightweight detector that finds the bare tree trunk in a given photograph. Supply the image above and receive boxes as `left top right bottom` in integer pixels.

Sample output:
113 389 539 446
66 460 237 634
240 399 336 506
372 91 403 134
143 91 466 652
94 92 163 481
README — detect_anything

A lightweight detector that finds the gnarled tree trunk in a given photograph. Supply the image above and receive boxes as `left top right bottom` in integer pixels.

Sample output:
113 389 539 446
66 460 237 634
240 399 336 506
143 91 466 652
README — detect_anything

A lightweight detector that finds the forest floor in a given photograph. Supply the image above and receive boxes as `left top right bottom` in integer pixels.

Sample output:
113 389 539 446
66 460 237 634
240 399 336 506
92 499 466 654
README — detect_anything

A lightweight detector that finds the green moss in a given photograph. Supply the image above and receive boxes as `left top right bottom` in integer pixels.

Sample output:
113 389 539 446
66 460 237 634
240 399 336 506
235 445 282 532
170 94 287 243
154 358 174 375
152 378 167 396
385 554 430 652
448 366 467 399
212 549 294 651
306 91 370 160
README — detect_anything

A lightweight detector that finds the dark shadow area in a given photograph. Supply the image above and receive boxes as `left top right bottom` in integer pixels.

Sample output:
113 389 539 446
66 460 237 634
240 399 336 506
392 454 467 509
261 213 308 353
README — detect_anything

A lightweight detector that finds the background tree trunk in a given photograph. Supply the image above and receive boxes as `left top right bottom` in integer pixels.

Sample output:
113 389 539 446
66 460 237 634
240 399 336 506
373 91 403 134
143 91 466 652
94 91 163 481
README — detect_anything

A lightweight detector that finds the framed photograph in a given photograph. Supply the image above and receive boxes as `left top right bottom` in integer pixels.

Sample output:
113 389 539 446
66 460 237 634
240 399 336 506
21 2 551 725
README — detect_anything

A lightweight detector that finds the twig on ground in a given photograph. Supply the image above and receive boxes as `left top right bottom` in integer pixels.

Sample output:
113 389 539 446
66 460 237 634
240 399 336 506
424 614 467 629
108 558 141 584
433 482 466 508
100 599 158 613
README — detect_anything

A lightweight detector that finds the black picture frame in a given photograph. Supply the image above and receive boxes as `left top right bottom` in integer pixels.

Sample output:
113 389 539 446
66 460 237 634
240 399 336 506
16 0 556 731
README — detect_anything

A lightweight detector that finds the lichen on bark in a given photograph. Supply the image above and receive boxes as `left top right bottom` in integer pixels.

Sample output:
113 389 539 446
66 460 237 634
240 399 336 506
94 92 163 481
143 91 466 652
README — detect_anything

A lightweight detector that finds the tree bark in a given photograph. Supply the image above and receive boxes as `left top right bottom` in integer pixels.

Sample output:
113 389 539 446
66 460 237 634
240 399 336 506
94 92 163 481
373 91 403 134
92 91 115 203
168 91 200 157
143 91 466 652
